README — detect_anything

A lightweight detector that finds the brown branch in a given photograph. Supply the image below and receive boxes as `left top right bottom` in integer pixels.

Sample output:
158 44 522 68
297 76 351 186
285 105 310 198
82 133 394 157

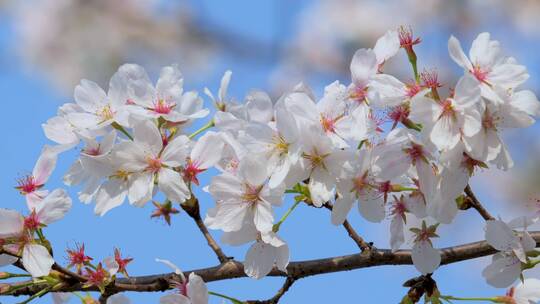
5 232 540 297
246 277 296 304
181 197 230 264
464 185 495 221
322 202 372 252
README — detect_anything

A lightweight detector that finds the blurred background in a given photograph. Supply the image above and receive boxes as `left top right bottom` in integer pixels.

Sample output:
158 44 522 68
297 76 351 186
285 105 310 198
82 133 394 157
1 0 540 303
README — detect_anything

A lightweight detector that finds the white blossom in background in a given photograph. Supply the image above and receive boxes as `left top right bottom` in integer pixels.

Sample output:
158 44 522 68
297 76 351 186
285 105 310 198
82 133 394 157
156 259 209 304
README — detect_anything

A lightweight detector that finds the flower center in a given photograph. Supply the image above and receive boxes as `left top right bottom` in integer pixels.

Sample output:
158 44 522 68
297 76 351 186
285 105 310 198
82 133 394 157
24 212 41 230
146 157 162 173
350 85 368 103
404 143 424 164
320 115 337 133
242 184 263 204
183 160 205 185
302 149 329 170
405 83 421 98
482 112 499 130
16 175 40 194
98 104 115 122
153 99 175 114
471 65 489 83
440 99 455 117
272 135 289 155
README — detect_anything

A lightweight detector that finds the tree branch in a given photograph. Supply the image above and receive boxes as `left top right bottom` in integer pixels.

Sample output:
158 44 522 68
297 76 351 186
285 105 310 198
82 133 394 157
464 185 495 221
181 197 230 264
322 202 372 252
6 232 540 297
246 277 296 304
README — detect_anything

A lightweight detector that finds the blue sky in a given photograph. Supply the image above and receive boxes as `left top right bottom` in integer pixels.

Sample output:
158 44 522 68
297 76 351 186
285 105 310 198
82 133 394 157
1 1 540 303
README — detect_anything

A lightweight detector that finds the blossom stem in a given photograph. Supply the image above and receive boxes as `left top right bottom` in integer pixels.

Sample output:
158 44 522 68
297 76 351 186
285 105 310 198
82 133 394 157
273 200 301 232
36 229 47 244
209 291 245 303
18 285 53 304
111 122 134 141
189 120 215 139
440 295 499 302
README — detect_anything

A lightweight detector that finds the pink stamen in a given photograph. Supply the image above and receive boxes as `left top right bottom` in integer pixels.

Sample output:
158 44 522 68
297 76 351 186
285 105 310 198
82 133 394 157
471 65 489 83
16 175 40 194
405 83 422 98
399 26 421 49
184 160 206 186
24 211 41 231
152 99 175 114
420 70 442 89
320 115 337 133
387 105 410 129
146 157 162 173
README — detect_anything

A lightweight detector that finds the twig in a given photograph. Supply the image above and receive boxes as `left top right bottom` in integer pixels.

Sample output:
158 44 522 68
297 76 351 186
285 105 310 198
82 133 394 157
181 197 230 264
246 277 296 304
464 185 495 221
8 232 540 296
322 202 372 252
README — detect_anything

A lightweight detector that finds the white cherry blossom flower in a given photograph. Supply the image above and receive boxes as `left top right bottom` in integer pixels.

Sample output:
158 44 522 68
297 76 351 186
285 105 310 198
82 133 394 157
448 32 529 102
156 259 208 304
16 146 59 210
502 278 540 304
409 74 482 151
482 219 536 288
205 154 284 233
410 221 441 275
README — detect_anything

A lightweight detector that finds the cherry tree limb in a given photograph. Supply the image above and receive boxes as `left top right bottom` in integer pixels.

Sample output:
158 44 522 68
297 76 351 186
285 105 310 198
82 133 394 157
464 185 495 221
246 277 296 304
181 197 230 264
5 232 540 297
322 202 372 252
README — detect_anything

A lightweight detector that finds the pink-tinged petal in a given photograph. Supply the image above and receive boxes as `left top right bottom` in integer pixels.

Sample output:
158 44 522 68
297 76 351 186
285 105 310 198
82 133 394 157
218 70 232 103
158 169 190 204
511 90 540 117
205 200 250 232
350 48 377 87
244 242 276 279
103 257 119 276
221 222 257 246
208 174 243 202
161 135 190 167
112 141 148 172
373 30 400 64
36 189 72 225
246 90 273 123
469 32 499 67
416 160 436 202
485 220 519 252
254 201 274 233
308 169 334 207
156 65 183 100
74 79 107 112
430 115 460 151
453 74 481 108
368 74 407 108
358 195 385 223
191 132 224 169
187 273 209 304
33 146 59 185
22 244 54 277
275 243 289 273
489 63 529 89
448 35 472 70
412 241 441 275
0 209 24 238
427 192 458 225
133 120 163 156
514 278 540 303
128 172 154 207
275 106 299 143
238 155 268 186
493 141 513 171
95 179 127 216
26 190 49 211
482 254 521 288
331 194 354 226
42 116 79 146
390 216 404 252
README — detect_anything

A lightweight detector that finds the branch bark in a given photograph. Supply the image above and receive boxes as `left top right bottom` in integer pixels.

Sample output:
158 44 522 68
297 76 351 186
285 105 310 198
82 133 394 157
5 232 540 297
464 185 495 221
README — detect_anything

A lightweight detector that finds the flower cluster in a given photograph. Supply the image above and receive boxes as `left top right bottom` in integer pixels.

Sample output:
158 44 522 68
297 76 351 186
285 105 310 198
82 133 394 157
1 27 540 303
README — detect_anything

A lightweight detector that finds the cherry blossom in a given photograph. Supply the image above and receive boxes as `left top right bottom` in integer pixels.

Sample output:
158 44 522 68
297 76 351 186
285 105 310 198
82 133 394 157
410 221 441 275
156 259 208 304
448 32 529 102
16 146 59 210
